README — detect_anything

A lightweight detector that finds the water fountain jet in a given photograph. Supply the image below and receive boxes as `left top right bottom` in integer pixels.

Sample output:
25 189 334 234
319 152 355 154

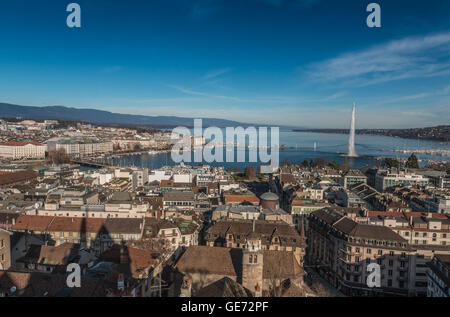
347 102 358 157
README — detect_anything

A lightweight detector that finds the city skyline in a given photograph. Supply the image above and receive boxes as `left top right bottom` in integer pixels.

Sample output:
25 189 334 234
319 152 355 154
0 0 450 128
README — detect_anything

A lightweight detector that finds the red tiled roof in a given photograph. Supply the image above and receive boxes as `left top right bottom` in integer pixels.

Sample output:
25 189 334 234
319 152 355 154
0 170 39 186
12 215 53 231
48 217 106 233
100 244 156 279
224 195 260 204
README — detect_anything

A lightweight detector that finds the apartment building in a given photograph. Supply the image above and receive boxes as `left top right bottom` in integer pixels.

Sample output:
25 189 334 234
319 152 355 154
204 219 305 265
132 169 149 189
308 208 421 296
104 192 149 218
342 170 368 189
375 169 429 192
163 191 195 210
195 173 216 187
48 138 113 157
0 141 47 160
142 218 199 259
78 141 113 157
366 211 450 248
427 254 450 297
0 228 12 270
11 215 144 254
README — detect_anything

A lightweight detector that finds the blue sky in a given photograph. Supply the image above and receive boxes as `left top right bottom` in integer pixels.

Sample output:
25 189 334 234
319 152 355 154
0 0 449 128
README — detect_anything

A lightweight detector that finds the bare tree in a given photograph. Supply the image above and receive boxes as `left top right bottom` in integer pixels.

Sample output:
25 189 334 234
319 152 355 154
47 148 71 165
244 166 256 179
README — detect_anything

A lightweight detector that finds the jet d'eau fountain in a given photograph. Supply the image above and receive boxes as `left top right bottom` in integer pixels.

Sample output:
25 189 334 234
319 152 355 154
347 102 358 157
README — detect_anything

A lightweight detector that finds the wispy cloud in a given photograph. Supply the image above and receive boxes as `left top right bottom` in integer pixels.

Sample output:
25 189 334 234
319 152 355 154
306 32 450 86
203 67 231 79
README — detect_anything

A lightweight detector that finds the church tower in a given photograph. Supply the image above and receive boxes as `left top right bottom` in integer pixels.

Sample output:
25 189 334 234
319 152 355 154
242 232 264 297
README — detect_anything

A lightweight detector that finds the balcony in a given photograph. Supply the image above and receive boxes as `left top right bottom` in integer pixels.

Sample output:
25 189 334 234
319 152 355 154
339 248 354 256
338 257 352 264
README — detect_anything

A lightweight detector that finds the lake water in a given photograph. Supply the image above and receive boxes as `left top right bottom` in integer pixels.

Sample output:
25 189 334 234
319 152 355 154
112 130 449 170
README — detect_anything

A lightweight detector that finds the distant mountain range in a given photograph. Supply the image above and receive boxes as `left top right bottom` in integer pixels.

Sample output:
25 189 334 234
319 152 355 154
0 102 248 128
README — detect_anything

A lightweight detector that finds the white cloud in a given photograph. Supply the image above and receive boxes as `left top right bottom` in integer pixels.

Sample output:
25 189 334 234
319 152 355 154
306 32 450 86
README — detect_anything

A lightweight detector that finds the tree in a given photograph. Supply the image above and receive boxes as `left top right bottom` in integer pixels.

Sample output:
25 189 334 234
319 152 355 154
47 148 71 165
385 157 401 168
328 161 340 171
314 157 327 168
245 166 256 179
405 153 419 169
282 158 291 167
133 143 142 151
301 160 309 168
342 156 349 172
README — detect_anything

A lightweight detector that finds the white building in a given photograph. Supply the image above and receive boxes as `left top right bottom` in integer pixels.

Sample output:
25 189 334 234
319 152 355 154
375 169 429 191
0 141 47 160
148 170 172 183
